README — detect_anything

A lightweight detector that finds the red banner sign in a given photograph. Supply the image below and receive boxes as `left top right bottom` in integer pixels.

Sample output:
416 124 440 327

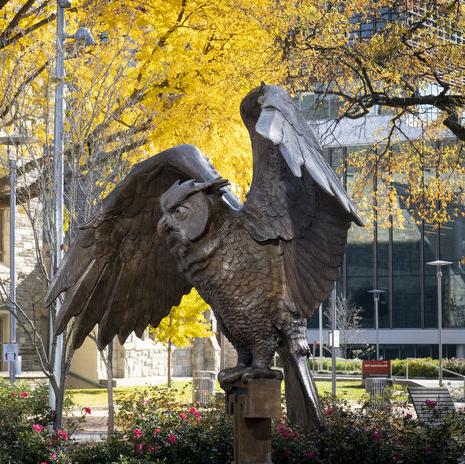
362 360 391 378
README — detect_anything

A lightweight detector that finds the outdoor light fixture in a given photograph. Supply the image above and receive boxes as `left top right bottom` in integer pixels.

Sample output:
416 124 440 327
67 27 96 47
368 289 385 360
99 31 109 44
426 260 452 387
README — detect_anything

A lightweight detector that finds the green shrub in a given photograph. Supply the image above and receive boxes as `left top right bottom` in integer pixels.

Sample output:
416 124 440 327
443 358 465 376
272 395 465 464
65 435 133 464
310 357 465 379
3 379 465 463
110 385 465 464
115 387 232 464
0 379 79 464
308 358 362 374
392 358 439 378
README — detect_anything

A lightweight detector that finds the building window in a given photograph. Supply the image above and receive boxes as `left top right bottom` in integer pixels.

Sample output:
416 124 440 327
297 93 340 121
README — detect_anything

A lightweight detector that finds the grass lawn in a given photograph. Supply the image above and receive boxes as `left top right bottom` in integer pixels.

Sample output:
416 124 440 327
67 380 193 408
68 379 379 408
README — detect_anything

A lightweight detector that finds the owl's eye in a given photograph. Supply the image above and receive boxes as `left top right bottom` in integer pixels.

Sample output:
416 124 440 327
173 206 188 221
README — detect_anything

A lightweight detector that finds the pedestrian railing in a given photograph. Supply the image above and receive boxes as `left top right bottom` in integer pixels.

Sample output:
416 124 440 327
404 358 465 401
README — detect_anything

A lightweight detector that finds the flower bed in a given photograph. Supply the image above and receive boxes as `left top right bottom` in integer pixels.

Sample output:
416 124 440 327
1 381 464 463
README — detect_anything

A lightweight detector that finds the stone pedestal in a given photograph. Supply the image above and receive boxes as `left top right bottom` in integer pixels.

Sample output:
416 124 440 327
226 376 282 464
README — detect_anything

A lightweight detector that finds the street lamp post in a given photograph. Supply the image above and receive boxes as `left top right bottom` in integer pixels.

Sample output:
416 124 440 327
0 135 33 383
426 260 452 387
368 289 385 360
330 285 337 396
50 0 95 412
318 303 323 372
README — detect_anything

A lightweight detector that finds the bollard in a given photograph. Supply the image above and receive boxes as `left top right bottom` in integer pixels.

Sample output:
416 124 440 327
226 376 282 464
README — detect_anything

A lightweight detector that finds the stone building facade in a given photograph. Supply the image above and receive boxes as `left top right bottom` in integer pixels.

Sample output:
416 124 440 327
0 192 237 384
0 201 47 373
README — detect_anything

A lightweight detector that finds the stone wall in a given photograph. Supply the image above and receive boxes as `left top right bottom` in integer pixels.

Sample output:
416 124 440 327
98 332 194 381
0 201 46 372
97 329 226 383
220 334 238 369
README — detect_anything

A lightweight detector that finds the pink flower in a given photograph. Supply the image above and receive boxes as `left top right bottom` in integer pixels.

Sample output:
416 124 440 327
168 433 177 445
32 423 44 433
141 398 152 406
50 451 58 461
425 399 437 408
194 415 201 424
179 412 188 420
325 406 334 416
373 431 382 441
82 407 92 415
281 430 291 439
306 450 316 459
283 450 291 457
134 443 143 454
19 391 29 398
189 406 201 419
133 427 142 439
56 429 69 441
393 452 401 462
154 427 161 434
40 462 48 464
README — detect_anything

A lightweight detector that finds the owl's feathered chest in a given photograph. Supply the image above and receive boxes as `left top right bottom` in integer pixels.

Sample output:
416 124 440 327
176 222 284 313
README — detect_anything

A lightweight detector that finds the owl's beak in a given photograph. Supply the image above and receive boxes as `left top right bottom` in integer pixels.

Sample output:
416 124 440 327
157 216 172 237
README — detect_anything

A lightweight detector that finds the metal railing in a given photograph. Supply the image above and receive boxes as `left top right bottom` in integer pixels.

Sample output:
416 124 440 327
404 358 465 400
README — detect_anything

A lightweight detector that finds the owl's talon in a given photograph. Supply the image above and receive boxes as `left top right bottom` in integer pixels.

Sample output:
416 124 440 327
219 366 283 389
241 368 283 383
218 366 249 389
290 338 311 357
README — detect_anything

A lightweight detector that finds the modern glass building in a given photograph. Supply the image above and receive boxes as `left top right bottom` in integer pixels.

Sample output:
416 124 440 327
301 101 465 359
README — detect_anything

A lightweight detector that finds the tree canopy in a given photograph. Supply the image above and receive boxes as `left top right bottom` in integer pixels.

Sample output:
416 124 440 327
262 0 465 224
0 0 289 199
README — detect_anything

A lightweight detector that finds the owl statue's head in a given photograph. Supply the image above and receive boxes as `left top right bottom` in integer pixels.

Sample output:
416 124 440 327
157 177 229 253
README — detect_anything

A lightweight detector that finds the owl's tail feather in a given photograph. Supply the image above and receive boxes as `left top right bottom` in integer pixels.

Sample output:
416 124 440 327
278 342 324 432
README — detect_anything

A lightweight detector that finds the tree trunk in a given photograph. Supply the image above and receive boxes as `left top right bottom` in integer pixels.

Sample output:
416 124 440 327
54 381 65 429
107 341 115 435
167 338 172 388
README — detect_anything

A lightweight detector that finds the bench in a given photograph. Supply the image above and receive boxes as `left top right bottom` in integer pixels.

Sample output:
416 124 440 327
407 386 455 424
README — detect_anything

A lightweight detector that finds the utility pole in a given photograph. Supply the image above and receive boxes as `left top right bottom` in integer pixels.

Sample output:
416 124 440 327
49 0 95 414
50 0 68 413
427 260 451 387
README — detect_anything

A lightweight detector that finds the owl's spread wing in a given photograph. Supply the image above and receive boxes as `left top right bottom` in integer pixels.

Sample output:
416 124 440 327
240 85 363 315
46 144 239 349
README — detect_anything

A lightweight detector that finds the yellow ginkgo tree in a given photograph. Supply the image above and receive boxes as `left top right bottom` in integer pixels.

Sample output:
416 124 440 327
150 289 212 388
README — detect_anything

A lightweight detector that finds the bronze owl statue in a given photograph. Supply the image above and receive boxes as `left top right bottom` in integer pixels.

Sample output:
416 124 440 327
46 85 362 431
